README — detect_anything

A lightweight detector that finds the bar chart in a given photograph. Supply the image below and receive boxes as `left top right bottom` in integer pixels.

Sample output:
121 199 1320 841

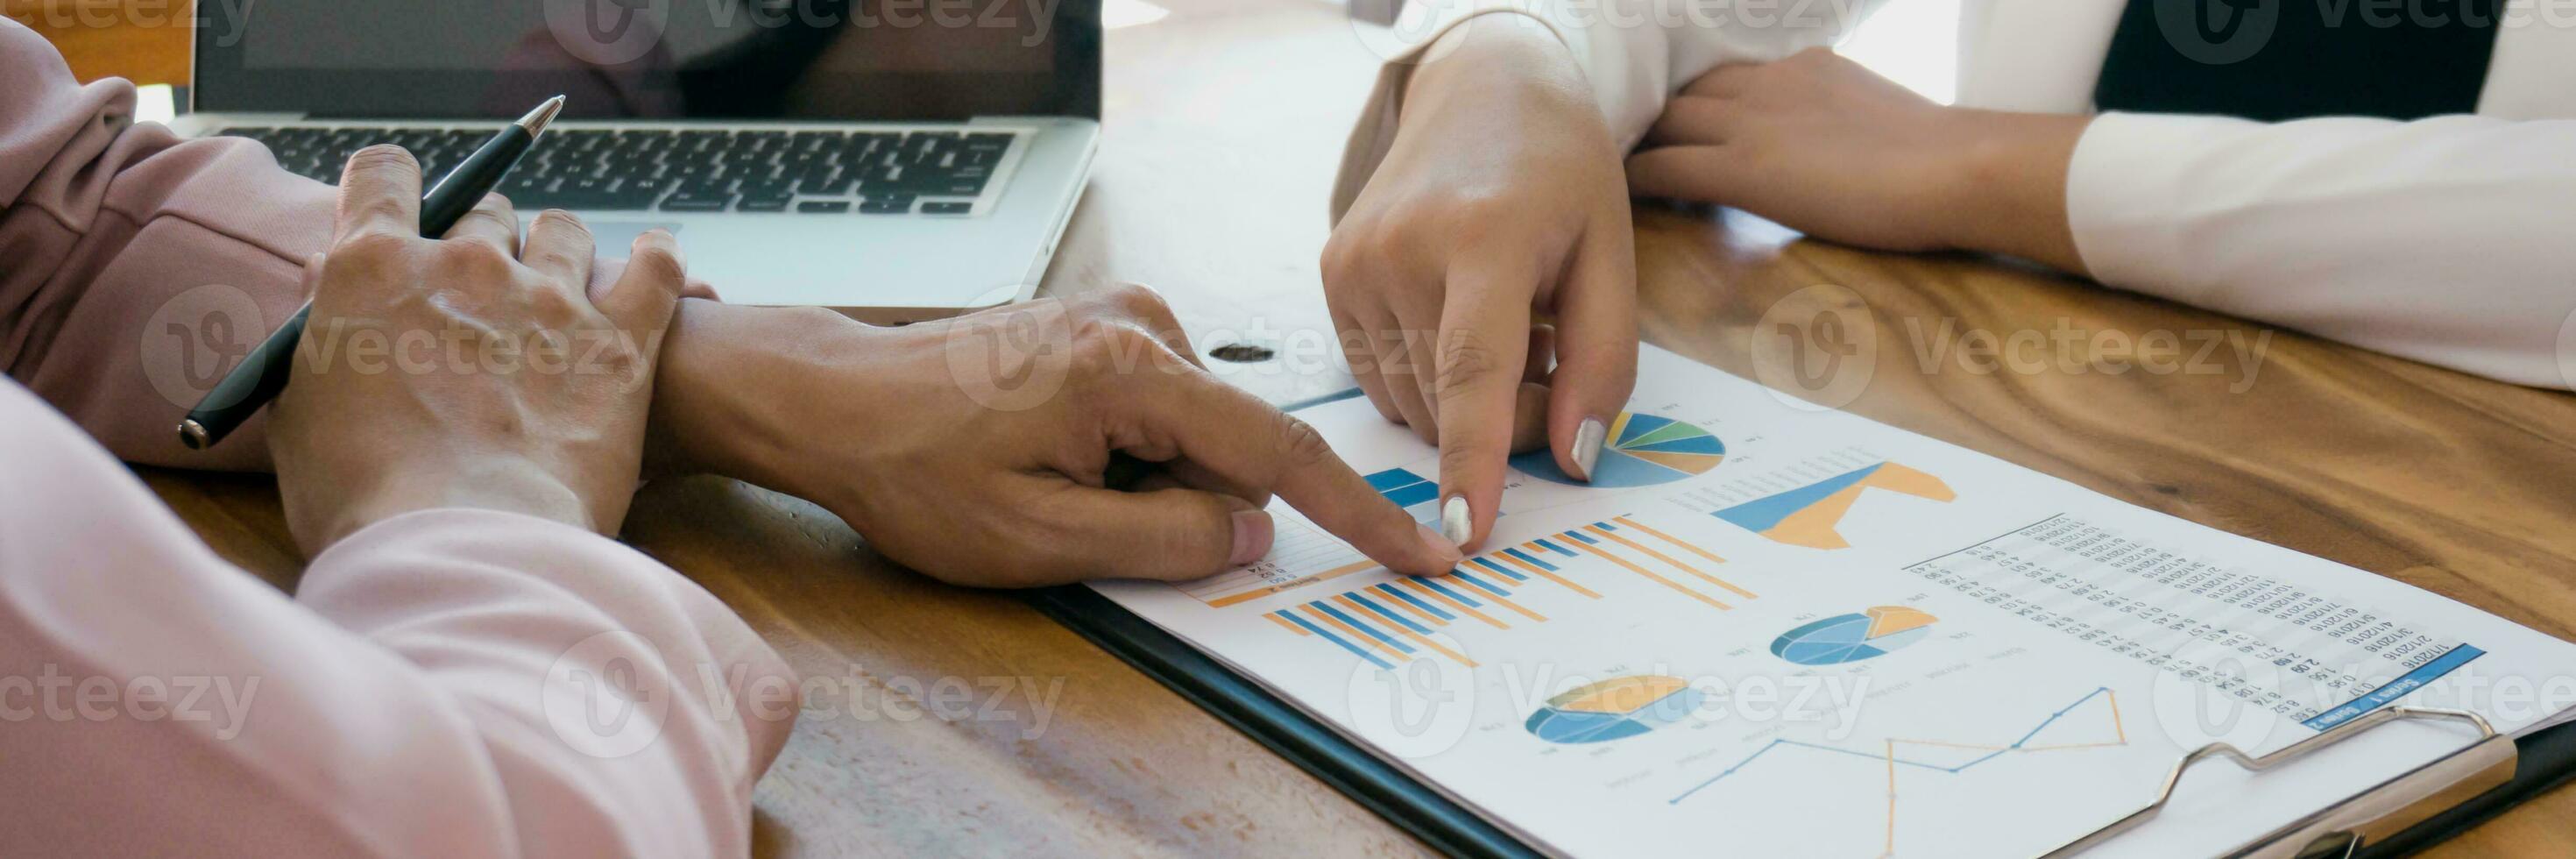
1259 515 1754 671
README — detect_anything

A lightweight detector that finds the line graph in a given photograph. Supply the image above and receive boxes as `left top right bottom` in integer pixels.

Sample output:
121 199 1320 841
1668 687 2128 856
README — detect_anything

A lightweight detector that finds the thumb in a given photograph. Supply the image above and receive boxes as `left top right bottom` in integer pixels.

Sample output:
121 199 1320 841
1546 217 1638 484
1031 486 1273 584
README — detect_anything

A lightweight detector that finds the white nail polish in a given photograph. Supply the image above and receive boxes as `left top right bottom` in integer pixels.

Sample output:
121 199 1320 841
1573 416 1607 481
1440 495 1472 547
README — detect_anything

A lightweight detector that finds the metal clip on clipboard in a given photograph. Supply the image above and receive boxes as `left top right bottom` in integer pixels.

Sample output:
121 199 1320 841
2044 706 2516 858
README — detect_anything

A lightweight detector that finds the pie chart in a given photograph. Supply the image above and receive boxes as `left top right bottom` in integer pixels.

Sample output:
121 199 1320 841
1525 675 1704 744
1771 606 1939 666
1511 413 1725 489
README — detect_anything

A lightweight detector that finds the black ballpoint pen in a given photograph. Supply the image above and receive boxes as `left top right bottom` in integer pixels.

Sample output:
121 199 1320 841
176 95 567 451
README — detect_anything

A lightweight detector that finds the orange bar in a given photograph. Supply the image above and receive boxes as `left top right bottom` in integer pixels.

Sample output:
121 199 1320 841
1264 612 1310 635
1205 560 1375 608
1400 579 1509 629
1333 595 1478 667
1565 538 1732 610
1613 516 1730 566
1587 525 1756 600
2109 690 2127 744
1496 551 1600 599
1302 605 1411 662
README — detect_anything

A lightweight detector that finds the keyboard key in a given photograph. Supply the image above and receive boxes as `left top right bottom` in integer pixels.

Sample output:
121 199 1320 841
660 191 734 212
921 202 973 215
859 199 913 214
736 197 792 213
796 201 853 213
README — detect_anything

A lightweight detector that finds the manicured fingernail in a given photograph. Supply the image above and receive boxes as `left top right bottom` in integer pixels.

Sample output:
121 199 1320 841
1573 416 1607 482
1440 495 1472 548
1229 509 1274 566
1414 522 1465 564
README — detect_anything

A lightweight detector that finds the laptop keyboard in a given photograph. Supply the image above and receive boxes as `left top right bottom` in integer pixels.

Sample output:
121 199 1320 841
211 125 1016 216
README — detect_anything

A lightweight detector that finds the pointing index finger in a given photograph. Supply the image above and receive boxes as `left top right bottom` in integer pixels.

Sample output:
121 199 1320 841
1123 366 1465 577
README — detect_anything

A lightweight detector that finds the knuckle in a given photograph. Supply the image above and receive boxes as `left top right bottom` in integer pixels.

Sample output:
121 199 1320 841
1277 413 1334 470
331 231 413 261
627 245 687 288
1065 327 1156 390
1105 281 1176 327
1433 325 1504 401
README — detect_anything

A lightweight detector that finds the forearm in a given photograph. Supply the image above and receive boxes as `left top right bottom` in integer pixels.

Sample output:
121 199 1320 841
644 298 860 493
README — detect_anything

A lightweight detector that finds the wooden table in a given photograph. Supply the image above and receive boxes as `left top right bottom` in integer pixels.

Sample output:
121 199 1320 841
43 0 2576 855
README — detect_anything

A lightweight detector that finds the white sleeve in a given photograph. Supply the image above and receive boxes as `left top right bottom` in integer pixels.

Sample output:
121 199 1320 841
1334 0 1889 220
2068 112 2576 390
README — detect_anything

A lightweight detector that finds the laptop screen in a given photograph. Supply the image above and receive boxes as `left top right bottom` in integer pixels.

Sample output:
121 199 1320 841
192 0 1101 121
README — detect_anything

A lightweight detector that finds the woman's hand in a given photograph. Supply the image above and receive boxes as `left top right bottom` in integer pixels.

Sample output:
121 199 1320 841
1323 24 1638 552
652 285 1468 587
268 146 688 554
1625 48 2090 272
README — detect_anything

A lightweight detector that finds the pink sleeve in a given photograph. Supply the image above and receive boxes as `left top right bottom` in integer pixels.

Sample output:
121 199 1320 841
0 18 332 470
0 378 800 855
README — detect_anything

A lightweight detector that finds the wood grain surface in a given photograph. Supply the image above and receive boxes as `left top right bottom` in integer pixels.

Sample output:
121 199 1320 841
46 0 2576 855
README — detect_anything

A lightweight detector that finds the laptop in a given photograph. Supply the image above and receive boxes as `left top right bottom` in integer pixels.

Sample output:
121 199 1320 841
174 0 1103 318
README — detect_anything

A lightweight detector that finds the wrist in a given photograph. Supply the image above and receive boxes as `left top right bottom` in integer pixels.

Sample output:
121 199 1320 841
1401 18 1593 131
646 300 865 494
1938 110 2091 273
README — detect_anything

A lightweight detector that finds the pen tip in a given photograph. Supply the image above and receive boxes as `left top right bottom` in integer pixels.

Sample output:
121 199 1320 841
518 96 567 136
177 420 209 451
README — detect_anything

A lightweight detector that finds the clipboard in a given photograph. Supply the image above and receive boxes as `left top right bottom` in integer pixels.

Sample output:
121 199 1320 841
1029 386 2576 855
1027 585 2576 857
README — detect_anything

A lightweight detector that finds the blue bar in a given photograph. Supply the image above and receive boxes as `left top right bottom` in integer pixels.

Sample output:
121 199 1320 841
2304 644 2486 731
1503 547 1559 571
1348 594 1430 635
1363 468 1426 492
1566 530 1600 545
1278 611 1392 671
1376 583 1453 621
1314 602 1414 655
1597 522 1619 531
1381 480 1440 509
1471 557 1526 581
1449 569 1511 597
1534 539 1578 557
1419 579 1483 607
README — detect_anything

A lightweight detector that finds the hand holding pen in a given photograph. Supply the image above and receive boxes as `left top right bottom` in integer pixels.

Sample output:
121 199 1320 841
178 96 568 450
